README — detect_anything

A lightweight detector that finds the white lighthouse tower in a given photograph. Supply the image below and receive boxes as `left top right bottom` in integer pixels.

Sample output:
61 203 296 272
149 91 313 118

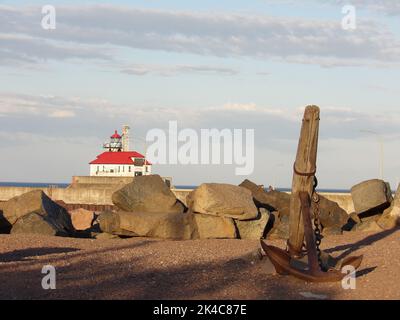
89 126 152 177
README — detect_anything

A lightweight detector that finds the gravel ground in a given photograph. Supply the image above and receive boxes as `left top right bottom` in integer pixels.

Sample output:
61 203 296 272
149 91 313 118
1 228 399 300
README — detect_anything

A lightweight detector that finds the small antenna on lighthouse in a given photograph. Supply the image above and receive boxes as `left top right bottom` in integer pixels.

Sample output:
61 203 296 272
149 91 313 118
122 125 130 151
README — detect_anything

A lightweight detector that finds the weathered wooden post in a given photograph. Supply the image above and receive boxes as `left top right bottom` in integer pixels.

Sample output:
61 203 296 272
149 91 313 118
288 105 320 257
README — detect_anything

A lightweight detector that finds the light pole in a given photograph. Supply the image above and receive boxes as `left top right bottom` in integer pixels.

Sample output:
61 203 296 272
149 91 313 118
360 130 384 180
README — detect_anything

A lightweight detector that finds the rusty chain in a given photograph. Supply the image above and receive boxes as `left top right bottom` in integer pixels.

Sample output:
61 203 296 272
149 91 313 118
311 176 324 270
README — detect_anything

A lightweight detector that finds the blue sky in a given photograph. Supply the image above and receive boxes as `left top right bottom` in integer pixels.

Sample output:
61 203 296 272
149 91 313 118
1 0 400 189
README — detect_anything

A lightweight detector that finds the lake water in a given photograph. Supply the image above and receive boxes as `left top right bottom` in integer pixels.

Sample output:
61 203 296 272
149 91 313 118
0 182 351 193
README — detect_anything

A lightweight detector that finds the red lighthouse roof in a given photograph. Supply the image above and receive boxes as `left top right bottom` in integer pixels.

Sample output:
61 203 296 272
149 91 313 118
89 151 151 165
110 130 121 139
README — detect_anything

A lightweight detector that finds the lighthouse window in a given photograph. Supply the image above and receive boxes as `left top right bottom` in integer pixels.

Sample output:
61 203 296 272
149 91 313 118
129 166 131 172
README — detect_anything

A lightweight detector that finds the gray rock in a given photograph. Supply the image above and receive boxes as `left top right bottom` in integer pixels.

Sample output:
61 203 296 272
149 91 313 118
112 174 185 214
377 205 400 230
11 212 68 236
193 214 237 239
98 211 139 237
316 195 349 229
99 211 195 239
2 190 74 236
99 210 237 240
322 226 343 236
239 179 290 216
240 180 347 231
235 208 270 240
0 203 12 233
121 211 196 239
267 213 290 240
377 184 400 230
351 179 392 215
188 183 258 220
352 218 383 233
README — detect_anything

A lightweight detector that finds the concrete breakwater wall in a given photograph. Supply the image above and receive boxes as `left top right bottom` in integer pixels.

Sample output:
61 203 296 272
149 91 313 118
0 186 355 214
0 186 113 205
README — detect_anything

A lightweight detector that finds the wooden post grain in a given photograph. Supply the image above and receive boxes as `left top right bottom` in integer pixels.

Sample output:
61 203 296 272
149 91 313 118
288 105 320 256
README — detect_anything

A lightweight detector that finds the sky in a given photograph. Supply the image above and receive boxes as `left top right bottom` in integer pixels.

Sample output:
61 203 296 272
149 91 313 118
1 0 400 189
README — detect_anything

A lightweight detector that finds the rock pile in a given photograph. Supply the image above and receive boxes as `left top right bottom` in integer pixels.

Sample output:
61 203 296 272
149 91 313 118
1 175 398 240
239 179 350 238
99 179 245 240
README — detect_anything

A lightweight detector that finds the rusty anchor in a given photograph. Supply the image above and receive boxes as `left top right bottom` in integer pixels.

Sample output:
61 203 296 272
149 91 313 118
261 106 363 282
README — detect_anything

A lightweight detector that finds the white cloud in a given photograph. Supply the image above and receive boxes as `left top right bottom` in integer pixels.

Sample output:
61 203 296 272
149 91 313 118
120 64 238 76
1 92 400 142
0 32 112 68
1 5 400 68
48 110 76 118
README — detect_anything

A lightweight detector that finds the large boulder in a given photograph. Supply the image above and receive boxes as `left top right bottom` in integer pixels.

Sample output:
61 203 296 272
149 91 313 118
351 179 392 215
322 226 343 236
112 175 185 214
99 211 195 240
239 180 290 216
98 211 139 237
235 208 270 240
267 212 290 240
11 213 65 236
188 183 258 220
316 195 349 229
352 218 383 233
193 214 237 239
377 184 400 230
69 208 95 231
99 211 237 240
0 202 12 233
2 190 74 236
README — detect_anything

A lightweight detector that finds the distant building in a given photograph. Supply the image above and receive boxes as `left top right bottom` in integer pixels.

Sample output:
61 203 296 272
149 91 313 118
89 126 152 177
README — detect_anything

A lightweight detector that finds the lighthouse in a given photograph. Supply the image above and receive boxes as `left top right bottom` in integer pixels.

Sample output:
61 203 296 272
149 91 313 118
89 126 152 177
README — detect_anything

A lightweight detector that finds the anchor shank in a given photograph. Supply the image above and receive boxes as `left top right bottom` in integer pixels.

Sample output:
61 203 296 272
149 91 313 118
299 191 320 273
288 106 320 256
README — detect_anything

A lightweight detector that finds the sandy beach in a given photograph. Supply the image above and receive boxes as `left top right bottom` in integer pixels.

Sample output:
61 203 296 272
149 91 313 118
1 228 399 300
